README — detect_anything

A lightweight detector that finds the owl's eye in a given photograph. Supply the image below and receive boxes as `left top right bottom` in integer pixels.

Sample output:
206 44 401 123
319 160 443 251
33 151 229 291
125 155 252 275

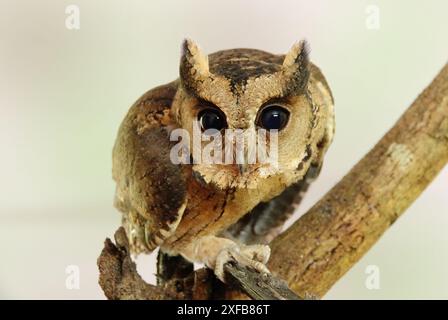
198 109 227 131
258 105 290 130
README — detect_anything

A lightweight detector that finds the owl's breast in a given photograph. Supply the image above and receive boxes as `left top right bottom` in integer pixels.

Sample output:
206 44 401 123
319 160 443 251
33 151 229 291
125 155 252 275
161 176 235 251
162 171 293 252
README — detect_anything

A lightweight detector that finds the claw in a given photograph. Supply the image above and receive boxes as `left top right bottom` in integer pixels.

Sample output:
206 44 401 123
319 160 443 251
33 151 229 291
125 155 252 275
214 244 271 282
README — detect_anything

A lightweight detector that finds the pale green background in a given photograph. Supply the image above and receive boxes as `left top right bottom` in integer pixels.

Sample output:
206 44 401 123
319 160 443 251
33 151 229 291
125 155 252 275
0 0 447 299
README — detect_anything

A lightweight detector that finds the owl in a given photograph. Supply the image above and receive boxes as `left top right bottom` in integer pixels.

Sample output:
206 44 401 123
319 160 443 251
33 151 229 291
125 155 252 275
112 39 334 281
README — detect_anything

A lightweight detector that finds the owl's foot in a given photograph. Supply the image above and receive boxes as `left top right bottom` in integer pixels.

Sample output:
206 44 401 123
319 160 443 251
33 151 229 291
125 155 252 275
178 236 271 283
214 244 271 282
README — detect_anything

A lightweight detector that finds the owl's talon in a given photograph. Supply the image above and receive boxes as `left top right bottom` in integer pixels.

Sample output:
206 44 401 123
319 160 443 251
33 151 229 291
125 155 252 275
214 244 271 282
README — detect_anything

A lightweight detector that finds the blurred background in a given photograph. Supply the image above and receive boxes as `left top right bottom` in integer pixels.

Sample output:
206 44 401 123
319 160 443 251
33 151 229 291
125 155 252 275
0 0 447 299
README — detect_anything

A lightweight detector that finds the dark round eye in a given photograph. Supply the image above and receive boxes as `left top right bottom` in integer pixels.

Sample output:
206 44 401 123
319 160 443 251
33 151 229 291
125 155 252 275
259 105 290 130
198 108 226 131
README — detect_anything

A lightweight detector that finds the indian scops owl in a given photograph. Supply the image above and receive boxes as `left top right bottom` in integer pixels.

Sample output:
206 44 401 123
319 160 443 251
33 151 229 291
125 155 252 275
112 39 334 281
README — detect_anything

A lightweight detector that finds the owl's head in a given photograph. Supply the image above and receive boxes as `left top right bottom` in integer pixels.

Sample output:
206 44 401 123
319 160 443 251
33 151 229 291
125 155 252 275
171 39 333 191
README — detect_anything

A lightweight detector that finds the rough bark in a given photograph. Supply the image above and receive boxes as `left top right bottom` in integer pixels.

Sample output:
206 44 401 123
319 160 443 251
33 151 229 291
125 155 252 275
223 262 302 300
97 227 178 299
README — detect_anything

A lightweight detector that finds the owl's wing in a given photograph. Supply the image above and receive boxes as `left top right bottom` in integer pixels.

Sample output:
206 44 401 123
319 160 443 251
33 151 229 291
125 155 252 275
112 81 188 254
222 163 322 245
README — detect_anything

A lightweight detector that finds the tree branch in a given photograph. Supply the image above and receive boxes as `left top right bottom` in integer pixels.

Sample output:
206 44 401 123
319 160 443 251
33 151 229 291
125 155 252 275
98 229 302 300
223 262 302 300
268 62 448 298
97 227 179 299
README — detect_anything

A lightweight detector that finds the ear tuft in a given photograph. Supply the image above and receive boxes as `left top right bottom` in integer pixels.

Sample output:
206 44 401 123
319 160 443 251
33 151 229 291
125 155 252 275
282 40 310 92
180 39 209 91
283 40 310 69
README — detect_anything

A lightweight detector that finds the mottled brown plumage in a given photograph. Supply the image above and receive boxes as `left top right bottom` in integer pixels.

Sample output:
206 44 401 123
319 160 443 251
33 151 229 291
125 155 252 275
112 39 334 281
